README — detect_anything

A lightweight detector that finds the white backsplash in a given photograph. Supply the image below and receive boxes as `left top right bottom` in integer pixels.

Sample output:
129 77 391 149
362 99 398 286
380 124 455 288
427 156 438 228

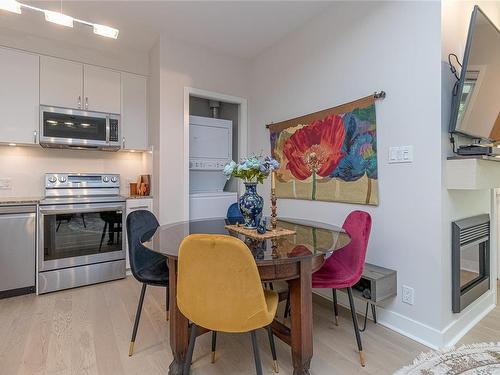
0 145 151 197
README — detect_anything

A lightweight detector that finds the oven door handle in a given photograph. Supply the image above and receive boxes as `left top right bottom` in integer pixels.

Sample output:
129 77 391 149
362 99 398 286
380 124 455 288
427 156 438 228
39 203 125 215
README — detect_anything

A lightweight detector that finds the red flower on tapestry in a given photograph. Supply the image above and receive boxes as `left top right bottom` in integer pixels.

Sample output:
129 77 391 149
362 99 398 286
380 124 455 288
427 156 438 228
283 115 345 180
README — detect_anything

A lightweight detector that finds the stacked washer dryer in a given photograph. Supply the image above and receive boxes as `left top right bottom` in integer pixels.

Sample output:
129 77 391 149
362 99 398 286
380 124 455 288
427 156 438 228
189 115 237 220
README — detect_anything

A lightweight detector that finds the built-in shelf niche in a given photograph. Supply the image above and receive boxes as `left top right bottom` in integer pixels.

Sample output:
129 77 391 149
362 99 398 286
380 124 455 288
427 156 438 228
446 157 500 190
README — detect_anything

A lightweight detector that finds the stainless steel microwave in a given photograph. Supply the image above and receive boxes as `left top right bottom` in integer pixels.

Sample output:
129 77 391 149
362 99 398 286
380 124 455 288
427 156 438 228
39 106 121 151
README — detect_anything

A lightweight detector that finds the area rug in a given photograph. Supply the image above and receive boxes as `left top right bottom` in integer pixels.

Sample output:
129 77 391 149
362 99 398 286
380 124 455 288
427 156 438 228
395 342 500 375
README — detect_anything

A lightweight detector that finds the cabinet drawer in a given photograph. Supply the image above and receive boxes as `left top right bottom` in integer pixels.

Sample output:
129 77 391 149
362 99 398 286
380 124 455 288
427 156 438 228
126 198 153 211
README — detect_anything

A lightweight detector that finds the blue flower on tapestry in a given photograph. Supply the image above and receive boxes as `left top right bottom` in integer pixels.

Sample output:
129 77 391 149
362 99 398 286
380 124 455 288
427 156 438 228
331 105 378 203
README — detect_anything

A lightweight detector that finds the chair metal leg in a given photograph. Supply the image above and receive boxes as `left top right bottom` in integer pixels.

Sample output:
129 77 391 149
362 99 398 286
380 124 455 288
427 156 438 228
371 303 377 324
250 330 263 375
347 287 365 367
183 324 197 375
129 283 147 356
82 213 87 228
266 325 279 373
284 290 290 319
211 331 217 363
332 288 339 326
166 285 170 321
360 302 370 332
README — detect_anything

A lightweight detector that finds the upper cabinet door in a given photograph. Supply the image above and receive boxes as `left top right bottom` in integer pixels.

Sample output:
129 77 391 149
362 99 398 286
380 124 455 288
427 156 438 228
40 56 83 109
84 65 121 114
0 48 39 144
121 73 148 150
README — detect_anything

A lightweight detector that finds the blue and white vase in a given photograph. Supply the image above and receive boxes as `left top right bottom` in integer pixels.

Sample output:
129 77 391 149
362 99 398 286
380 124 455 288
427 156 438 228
239 182 264 229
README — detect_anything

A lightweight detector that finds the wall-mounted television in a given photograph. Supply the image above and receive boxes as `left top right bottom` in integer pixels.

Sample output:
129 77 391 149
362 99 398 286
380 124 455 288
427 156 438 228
449 6 500 142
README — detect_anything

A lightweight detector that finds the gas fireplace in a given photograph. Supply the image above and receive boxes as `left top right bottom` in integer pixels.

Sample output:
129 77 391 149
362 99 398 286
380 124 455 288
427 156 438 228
452 214 490 313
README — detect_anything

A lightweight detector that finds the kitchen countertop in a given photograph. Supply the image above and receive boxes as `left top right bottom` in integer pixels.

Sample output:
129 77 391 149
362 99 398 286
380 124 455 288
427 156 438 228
0 197 41 206
126 195 153 200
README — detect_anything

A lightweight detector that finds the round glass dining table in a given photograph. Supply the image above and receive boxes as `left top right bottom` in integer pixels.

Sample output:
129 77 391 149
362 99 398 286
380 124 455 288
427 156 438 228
145 217 351 375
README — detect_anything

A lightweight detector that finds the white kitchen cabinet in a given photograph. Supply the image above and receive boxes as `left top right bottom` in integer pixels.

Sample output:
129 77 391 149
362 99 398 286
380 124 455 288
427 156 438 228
40 56 83 109
121 73 148 150
0 47 39 145
125 198 154 269
84 65 121 114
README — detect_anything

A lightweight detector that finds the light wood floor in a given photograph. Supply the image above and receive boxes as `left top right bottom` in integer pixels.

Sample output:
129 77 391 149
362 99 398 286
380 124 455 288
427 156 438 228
0 278 497 375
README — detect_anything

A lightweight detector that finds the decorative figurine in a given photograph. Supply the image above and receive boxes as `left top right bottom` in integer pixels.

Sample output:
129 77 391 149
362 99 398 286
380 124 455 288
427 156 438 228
257 217 268 234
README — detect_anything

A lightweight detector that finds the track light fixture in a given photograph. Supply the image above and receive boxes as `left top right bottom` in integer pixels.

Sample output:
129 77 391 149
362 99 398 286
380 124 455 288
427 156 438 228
0 0 119 39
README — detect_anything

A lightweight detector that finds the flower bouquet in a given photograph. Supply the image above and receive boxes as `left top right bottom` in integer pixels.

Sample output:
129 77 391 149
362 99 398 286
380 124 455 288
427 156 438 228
223 155 279 228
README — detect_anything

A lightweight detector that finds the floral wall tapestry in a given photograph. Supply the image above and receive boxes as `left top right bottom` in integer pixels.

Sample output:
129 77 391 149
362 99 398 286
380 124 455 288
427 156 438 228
269 95 378 205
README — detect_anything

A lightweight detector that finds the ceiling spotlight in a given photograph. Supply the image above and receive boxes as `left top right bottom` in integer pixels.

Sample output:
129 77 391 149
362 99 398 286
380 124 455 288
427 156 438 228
0 0 21 14
44 10 74 27
93 24 119 39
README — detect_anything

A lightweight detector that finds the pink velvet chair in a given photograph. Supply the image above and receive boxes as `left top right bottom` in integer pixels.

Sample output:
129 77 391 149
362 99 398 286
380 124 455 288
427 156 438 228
312 210 372 367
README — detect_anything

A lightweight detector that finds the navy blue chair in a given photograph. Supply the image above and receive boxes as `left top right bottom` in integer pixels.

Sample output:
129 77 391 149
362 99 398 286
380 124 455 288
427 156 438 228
126 210 169 356
226 202 243 224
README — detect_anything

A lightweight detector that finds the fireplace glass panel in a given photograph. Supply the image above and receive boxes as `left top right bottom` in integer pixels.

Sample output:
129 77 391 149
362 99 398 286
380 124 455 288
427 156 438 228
460 243 481 289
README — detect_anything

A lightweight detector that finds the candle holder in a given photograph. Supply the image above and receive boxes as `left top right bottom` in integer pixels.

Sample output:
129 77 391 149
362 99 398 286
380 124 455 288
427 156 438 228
271 238 279 259
270 187 277 230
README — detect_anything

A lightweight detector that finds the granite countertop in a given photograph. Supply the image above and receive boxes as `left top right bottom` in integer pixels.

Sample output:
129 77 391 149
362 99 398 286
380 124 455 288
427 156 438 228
0 197 41 206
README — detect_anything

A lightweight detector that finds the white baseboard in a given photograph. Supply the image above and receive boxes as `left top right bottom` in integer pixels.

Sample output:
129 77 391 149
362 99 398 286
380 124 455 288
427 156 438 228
441 290 496 347
314 289 442 349
313 288 496 350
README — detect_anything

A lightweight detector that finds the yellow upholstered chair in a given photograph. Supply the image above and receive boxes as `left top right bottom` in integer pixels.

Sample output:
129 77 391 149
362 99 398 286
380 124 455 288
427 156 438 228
177 234 279 375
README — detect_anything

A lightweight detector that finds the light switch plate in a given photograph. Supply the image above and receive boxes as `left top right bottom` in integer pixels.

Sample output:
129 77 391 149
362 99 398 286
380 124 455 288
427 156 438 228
389 145 413 163
0 178 12 190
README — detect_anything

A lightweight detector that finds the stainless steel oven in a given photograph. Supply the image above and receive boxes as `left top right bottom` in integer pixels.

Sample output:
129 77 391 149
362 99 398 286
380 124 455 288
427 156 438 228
39 106 120 151
37 173 126 294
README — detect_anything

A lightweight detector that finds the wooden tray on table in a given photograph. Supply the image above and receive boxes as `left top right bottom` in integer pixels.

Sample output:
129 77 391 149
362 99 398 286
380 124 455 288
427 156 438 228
225 224 296 241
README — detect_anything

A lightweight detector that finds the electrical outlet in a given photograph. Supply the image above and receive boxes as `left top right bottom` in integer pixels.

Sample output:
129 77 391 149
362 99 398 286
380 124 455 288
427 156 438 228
0 178 12 190
402 285 415 305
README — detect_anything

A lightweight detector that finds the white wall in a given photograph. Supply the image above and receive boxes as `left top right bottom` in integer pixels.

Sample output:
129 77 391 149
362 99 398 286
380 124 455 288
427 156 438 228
148 40 161 216
152 36 249 224
439 0 500 346
248 1 445 347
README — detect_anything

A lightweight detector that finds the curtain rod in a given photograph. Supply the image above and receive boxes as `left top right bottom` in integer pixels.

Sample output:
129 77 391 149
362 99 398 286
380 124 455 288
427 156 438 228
265 91 386 129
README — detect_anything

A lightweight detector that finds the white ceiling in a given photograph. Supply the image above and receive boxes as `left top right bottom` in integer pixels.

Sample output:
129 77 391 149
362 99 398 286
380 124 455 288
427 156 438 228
0 1 332 59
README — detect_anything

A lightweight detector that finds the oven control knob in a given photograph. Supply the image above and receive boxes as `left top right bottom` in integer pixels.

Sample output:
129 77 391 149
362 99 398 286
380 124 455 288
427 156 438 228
48 175 57 183
111 176 118 183
58 176 67 183
103 176 110 183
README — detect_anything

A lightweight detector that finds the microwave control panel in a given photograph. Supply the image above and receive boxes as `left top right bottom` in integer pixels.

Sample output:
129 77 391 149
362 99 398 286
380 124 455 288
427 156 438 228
109 118 119 142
